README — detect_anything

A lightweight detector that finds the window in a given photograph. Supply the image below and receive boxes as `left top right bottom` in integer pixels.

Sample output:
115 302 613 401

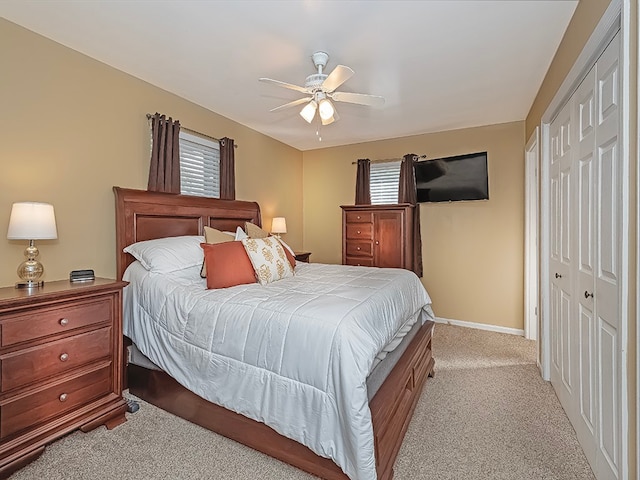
179 131 220 198
370 161 401 204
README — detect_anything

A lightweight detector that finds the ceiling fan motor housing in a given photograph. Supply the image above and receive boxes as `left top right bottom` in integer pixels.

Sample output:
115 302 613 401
311 51 329 69
305 73 328 91
306 52 330 90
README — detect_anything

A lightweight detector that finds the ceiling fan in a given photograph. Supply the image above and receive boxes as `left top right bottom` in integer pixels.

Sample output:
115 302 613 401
259 51 385 126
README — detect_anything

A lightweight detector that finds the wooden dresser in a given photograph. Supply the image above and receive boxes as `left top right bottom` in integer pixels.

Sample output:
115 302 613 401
341 204 414 270
0 278 128 478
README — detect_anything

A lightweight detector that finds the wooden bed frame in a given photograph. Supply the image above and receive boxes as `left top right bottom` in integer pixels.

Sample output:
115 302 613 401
114 186 435 480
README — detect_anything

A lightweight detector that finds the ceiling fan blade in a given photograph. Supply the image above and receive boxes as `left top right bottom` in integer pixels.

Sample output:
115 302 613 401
259 77 309 94
321 65 354 93
331 91 385 107
269 97 312 112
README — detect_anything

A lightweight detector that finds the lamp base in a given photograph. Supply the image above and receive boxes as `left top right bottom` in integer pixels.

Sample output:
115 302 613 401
15 240 45 289
15 280 45 289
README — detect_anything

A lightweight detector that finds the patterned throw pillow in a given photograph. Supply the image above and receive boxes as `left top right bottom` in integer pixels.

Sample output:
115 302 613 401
241 237 294 285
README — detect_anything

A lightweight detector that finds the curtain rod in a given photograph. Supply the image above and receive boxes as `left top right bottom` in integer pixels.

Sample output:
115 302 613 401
146 114 238 148
351 154 427 165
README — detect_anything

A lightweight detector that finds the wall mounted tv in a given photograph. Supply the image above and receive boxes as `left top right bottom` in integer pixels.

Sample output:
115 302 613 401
415 151 488 203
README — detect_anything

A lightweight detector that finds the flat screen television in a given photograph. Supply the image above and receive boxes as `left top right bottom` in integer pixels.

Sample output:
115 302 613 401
415 151 488 203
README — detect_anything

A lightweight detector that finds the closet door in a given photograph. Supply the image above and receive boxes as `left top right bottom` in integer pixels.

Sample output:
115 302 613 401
549 98 575 412
593 33 621 480
574 63 598 463
548 32 621 480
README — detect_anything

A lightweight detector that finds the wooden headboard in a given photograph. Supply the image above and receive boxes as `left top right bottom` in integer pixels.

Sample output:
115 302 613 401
114 187 262 280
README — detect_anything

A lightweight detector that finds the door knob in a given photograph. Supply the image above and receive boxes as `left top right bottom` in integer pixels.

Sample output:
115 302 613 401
555 273 562 279
584 291 594 299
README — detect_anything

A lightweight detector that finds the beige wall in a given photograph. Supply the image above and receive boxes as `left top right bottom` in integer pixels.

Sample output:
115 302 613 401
303 121 526 330
0 19 303 288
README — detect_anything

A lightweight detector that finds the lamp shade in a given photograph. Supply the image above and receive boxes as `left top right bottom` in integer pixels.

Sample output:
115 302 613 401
318 98 335 121
7 202 58 240
300 101 317 123
271 217 287 235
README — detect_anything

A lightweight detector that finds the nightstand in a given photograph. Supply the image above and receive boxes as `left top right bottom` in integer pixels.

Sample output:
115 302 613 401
0 278 128 478
294 251 311 263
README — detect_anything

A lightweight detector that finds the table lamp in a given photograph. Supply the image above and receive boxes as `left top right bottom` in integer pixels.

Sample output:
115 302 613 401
271 217 287 239
7 202 58 288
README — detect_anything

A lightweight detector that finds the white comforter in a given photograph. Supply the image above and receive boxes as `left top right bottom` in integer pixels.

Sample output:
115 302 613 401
123 261 433 480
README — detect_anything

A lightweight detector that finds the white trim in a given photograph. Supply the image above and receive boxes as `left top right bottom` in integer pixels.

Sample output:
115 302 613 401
539 121 551 381
434 317 525 337
524 127 539 343
618 2 631 478
636 0 640 474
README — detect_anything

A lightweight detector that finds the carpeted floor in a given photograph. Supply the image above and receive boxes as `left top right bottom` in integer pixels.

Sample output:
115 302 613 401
9 324 595 479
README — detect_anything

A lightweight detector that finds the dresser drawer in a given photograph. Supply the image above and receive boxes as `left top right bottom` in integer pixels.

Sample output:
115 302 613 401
346 241 373 257
1 364 112 439
1 297 112 347
346 223 373 240
345 211 373 223
1 327 112 392
345 256 375 267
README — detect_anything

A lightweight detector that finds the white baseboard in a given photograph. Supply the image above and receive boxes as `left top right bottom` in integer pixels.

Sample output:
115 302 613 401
434 316 525 336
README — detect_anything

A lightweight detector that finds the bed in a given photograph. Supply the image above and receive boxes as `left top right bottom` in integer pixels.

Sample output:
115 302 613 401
114 187 435 480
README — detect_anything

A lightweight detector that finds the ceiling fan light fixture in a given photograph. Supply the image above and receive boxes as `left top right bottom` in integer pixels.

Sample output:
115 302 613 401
300 100 317 123
318 98 335 121
321 114 335 126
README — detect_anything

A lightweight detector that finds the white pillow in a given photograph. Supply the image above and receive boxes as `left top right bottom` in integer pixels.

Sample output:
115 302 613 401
241 237 294 285
235 226 248 240
123 235 204 273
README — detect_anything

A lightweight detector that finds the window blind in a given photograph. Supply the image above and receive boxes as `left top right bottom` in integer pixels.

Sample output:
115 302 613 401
370 161 401 204
179 131 220 198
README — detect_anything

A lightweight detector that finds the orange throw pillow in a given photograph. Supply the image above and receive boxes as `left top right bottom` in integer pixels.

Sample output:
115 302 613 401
201 242 256 289
278 239 296 269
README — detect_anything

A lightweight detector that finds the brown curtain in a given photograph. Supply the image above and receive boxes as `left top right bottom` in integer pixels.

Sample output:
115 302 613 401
148 113 181 193
398 153 423 277
355 158 371 205
219 137 235 200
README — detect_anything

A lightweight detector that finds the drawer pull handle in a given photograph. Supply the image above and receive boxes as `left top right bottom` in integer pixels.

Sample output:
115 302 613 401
375 241 379 245
357 247 361 251
584 291 594 299
357 216 361 220
357 230 361 234
59 393 68 402
60 353 69 362
60 318 69 326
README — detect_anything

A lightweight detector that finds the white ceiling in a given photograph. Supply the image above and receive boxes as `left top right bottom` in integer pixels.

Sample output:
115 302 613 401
0 0 578 151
